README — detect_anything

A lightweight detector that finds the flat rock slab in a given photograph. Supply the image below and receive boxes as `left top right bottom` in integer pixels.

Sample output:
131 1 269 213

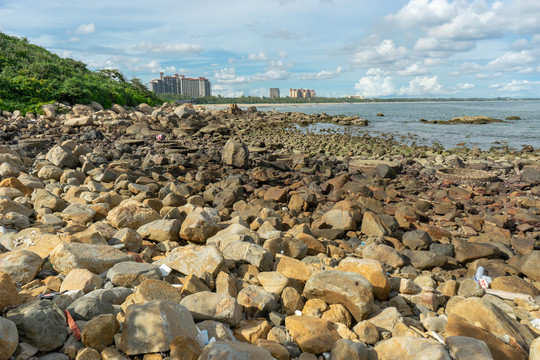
50 242 134 275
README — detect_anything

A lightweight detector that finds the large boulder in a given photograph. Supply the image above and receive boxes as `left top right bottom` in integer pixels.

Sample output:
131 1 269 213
0 317 18 360
285 316 341 354
0 249 43 285
6 300 67 352
303 270 374 321
180 208 220 243
160 244 225 277
337 257 390 300
50 242 134 275
180 292 242 326
118 300 198 355
222 139 249 168
106 199 161 230
45 145 79 168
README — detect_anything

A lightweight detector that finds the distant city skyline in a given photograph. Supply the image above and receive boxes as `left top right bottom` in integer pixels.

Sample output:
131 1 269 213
1 1 539 98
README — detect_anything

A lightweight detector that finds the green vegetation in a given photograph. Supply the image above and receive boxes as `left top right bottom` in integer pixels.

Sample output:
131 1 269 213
0 32 161 114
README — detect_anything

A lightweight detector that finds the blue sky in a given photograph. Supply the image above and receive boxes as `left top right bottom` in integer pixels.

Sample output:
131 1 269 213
1 0 540 98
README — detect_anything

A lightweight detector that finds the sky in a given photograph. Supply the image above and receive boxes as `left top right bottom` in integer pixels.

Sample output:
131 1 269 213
1 0 540 98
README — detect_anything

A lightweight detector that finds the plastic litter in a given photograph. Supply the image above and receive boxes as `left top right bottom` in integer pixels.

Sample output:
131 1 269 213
156 133 165 141
159 264 172 277
531 319 540 330
473 266 492 289
294 310 302 316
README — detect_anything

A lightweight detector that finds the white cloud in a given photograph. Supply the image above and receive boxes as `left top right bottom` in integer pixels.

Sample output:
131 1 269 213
135 42 203 54
212 84 245 97
451 61 484 76
385 0 456 28
414 37 475 55
476 72 502 79
278 51 288 59
264 29 301 40
247 51 269 61
354 68 396 97
456 83 474 90
489 79 540 92
302 66 343 80
399 75 445 96
351 39 407 68
74 23 95 35
397 62 427 76
488 50 536 72
214 67 248 84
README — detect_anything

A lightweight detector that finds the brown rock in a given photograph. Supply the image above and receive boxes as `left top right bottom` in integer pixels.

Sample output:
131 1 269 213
233 319 272 344
0 272 21 310
170 334 203 360
285 316 341 354
0 177 31 195
81 314 120 351
133 279 182 304
490 275 539 297
275 254 313 282
60 268 103 294
338 257 390 300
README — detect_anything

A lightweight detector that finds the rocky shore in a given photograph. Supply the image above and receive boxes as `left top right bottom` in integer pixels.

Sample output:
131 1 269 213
0 101 539 360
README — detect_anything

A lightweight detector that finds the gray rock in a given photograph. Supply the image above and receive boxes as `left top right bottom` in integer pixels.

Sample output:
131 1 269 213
118 300 198 355
0 317 18 360
66 296 115 321
521 167 540 185
445 336 493 360
330 339 368 360
237 285 279 317
85 287 134 305
401 249 447 269
222 240 273 271
457 278 485 298
402 230 432 250
199 340 274 360
106 261 162 287
6 300 67 352
375 164 397 179
520 250 540 282
180 291 242 326
221 139 249 168
45 145 79 168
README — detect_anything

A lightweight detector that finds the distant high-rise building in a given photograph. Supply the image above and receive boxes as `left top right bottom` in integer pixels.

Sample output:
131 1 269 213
269 88 280 98
289 88 316 98
150 73 211 97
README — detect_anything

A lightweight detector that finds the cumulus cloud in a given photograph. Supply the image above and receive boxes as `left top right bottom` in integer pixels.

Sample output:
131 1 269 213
354 68 396 97
74 23 95 35
302 66 343 80
397 62 427 76
385 0 457 28
414 37 475 55
214 68 248 84
488 50 536 71
251 60 291 81
489 79 540 92
247 51 269 61
212 84 245 97
351 39 407 68
399 75 445 96
135 42 203 54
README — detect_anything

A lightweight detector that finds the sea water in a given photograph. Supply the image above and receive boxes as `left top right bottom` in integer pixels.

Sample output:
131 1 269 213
270 101 540 150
